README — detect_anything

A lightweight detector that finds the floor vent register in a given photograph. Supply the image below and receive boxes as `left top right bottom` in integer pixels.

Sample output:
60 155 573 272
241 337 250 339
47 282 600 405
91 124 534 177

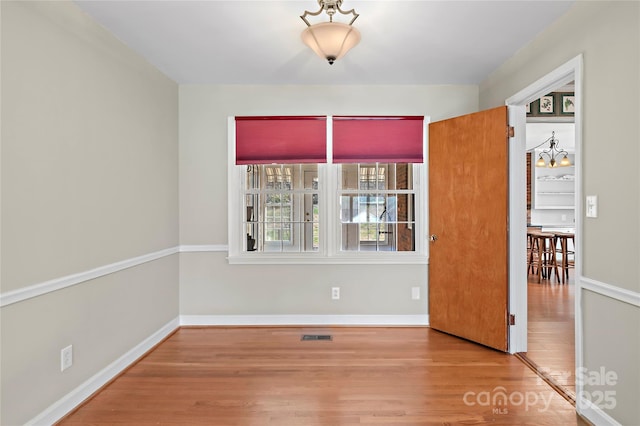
301 334 333 341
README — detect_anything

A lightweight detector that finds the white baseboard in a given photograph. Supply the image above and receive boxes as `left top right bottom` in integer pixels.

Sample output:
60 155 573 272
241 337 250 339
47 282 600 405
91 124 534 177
180 314 429 326
26 317 180 426
577 396 621 426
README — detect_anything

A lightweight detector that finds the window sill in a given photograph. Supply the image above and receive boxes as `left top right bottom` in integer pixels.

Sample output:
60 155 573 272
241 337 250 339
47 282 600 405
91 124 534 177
227 253 428 265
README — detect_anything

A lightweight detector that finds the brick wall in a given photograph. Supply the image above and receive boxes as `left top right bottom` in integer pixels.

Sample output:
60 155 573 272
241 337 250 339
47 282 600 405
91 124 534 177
396 164 415 251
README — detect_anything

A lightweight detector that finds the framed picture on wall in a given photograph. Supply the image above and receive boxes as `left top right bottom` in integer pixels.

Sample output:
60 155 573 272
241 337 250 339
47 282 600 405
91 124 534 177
525 103 531 114
538 95 554 114
561 94 575 114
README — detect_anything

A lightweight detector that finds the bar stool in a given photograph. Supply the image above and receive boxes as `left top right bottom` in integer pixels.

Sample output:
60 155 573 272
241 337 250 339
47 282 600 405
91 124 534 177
527 227 542 276
528 230 559 283
554 232 575 283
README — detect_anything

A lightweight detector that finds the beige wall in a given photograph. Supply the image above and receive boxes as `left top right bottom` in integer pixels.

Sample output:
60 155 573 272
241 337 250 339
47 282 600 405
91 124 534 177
479 2 640 424
179 84 478 317
0 2 179 424
480 0 639 292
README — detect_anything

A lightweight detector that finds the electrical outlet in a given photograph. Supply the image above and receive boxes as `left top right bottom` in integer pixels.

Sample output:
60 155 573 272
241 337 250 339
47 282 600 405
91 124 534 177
411 287 420 300
61 345 73 372
331 287 340 300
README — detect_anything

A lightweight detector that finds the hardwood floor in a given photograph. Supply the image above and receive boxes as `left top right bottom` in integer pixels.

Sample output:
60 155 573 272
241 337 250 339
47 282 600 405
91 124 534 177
59 326 586 425
522 269 576 402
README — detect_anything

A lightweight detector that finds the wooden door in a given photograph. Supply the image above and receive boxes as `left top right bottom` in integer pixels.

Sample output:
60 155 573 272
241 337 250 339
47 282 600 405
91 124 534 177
428 106 509 351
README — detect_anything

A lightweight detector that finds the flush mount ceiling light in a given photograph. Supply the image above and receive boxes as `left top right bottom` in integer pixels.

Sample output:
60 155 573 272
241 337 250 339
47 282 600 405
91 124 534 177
300 0 360 65
534 131 572 168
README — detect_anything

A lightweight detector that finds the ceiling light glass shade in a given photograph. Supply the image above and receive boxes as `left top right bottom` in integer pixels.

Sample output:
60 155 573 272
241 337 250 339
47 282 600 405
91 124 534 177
559 155 571 167
536 157 546 167
301 22 361 65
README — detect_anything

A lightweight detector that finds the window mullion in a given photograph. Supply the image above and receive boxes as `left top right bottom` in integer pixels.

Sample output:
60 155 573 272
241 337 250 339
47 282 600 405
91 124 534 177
325 163 337 257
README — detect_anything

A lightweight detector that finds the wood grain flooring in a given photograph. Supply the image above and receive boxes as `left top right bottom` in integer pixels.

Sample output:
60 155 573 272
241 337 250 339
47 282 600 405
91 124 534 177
522 270 576 402
58 326 586 425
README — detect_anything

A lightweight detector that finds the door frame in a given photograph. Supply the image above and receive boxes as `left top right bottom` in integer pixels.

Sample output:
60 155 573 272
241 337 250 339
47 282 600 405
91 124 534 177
505 54 583 354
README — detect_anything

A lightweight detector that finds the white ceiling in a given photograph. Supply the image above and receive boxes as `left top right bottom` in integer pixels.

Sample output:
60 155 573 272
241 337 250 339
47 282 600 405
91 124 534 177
74 0 574 85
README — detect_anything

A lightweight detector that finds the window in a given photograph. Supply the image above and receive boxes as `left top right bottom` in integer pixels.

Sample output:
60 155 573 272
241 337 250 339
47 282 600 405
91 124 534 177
339 163 415 252
229 116 427 264
244 164 319 252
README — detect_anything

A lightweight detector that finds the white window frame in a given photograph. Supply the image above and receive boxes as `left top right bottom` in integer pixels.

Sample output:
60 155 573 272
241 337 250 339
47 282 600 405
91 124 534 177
227 116 430 265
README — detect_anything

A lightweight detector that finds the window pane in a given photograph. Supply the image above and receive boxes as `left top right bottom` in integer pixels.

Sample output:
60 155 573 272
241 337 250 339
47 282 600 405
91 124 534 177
243 163 319 253
360 224 378 242
245 195 255 222
281 223 297 252
396 163 412 190
380 195 397 222
339 195 355 223
304 190 319 251
359 164 378 190
356 194 382 223
341 164 359 190
266 223 280 241
341 223 358 251
396 222 415 252
245 165 260 190
281 223 291 241
304 165 319 189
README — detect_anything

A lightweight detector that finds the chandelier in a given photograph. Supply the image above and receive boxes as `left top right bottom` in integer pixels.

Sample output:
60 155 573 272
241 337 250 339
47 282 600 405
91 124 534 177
300 0 361 65
534 131 572 168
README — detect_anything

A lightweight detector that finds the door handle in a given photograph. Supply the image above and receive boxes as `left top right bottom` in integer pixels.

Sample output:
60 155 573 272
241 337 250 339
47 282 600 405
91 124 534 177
429 234 438 242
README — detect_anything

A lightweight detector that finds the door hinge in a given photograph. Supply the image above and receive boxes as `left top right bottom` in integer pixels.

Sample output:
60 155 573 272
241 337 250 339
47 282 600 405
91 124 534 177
508 314 516 325
507 126 515 138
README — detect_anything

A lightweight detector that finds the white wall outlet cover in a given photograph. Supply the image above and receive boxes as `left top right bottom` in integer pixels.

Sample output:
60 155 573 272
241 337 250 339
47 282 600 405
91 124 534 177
411 287 420 300
331 287 340 300
61 345 73 371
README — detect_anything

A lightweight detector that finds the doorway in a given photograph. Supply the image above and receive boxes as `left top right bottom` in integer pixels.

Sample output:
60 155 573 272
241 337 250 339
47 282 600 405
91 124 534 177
505 55 583 402
524 118 577 402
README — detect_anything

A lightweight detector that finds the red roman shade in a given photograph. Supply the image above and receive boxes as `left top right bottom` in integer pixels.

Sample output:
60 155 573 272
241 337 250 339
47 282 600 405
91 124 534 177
332 116 424 163
235 116 327 165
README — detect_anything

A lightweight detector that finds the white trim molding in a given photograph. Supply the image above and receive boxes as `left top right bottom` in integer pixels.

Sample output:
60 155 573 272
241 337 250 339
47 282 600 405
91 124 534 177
1 245 233 308
179 244 229 253
26 318 180 426
577 396 621 426
180 314 429 327
0 247 180 308
0 242 427 307
227 254 428 265
580 276 640 307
